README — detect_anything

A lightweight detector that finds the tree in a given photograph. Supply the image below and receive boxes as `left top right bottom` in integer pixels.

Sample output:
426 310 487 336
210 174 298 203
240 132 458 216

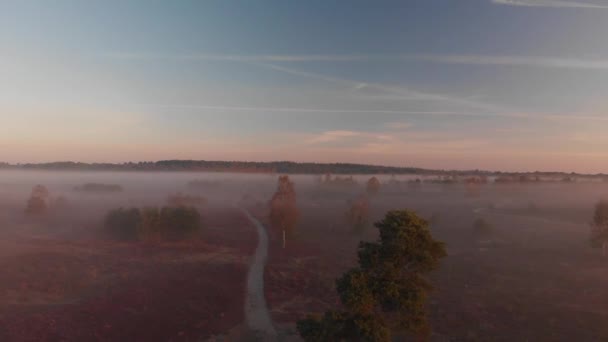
298 210 446 341
590 200 608 255
346 195 370 234
269 175 299 248
366 177 381 196
25 185 50 216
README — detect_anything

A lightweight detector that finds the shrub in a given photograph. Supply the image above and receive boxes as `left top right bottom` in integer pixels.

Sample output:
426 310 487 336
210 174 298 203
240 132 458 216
138 207 163 242
160 206 202 240
103 206 202 241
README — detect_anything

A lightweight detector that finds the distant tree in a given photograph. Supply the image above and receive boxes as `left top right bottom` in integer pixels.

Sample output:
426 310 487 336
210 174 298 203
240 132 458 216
590 200 608 256
269 175 299 248
25 185 50 216
366 177 381 196
298 210 447 341
346 195 370 234
473 217 493 237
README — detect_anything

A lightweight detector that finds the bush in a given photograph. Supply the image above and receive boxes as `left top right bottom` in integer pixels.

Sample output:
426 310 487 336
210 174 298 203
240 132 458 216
160 206 202 240
138 207 163 242
103 206 202 241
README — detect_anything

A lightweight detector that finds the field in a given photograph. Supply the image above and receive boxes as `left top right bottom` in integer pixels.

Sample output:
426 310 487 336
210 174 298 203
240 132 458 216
259 182 608 341
1 171 608 341
0 207 256 341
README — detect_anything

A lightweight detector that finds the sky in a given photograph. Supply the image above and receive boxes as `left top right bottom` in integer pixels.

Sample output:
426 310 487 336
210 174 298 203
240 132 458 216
2 0 608 173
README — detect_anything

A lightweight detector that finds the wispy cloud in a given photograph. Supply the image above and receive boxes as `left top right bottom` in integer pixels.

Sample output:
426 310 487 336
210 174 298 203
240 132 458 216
252 62 509 113
408 54 608 70
306 130 362 144
152 104 608 122
491 0 608 9
101 52 368 62
153 104 468 116
108 52 608 121
385 122 412 130
103 51 608 71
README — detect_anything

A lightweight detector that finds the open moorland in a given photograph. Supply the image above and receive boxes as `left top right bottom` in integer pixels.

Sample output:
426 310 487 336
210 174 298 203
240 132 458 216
1 171 607 341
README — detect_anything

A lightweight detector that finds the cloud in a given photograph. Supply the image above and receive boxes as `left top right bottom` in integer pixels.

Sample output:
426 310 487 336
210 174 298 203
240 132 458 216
306 130 362 144
101 52 368 62
252 62 510 113
385 122 412 130
153 104 468 116
151 104 608 122
491 0 608 9
104 51 608 71
409 54 608 70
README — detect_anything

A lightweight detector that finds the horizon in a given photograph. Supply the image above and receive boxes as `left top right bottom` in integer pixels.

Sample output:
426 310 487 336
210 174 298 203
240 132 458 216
0 158 601 175
3 1 608 172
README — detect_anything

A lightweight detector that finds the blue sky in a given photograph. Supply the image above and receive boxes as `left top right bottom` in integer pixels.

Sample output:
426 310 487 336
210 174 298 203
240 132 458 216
2 0 608 172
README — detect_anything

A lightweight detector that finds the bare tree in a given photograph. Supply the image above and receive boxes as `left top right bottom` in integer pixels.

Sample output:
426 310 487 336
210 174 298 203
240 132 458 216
269 175 299 248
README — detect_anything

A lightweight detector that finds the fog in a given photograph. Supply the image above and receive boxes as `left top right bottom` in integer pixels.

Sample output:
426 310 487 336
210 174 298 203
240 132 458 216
1 170 607 340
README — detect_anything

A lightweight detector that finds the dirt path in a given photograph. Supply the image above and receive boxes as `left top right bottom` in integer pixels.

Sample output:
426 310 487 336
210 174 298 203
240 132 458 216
241 209 277 340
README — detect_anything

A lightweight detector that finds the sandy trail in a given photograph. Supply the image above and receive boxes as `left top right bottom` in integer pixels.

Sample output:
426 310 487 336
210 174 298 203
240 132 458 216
241 209 277 340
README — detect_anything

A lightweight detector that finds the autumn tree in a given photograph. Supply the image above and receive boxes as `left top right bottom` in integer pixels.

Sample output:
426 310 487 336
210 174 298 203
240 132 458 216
298 210 447 341
346 195 370 235
269 175 299 248
25 185 50 216
366 177 381 196
590 200 608 256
